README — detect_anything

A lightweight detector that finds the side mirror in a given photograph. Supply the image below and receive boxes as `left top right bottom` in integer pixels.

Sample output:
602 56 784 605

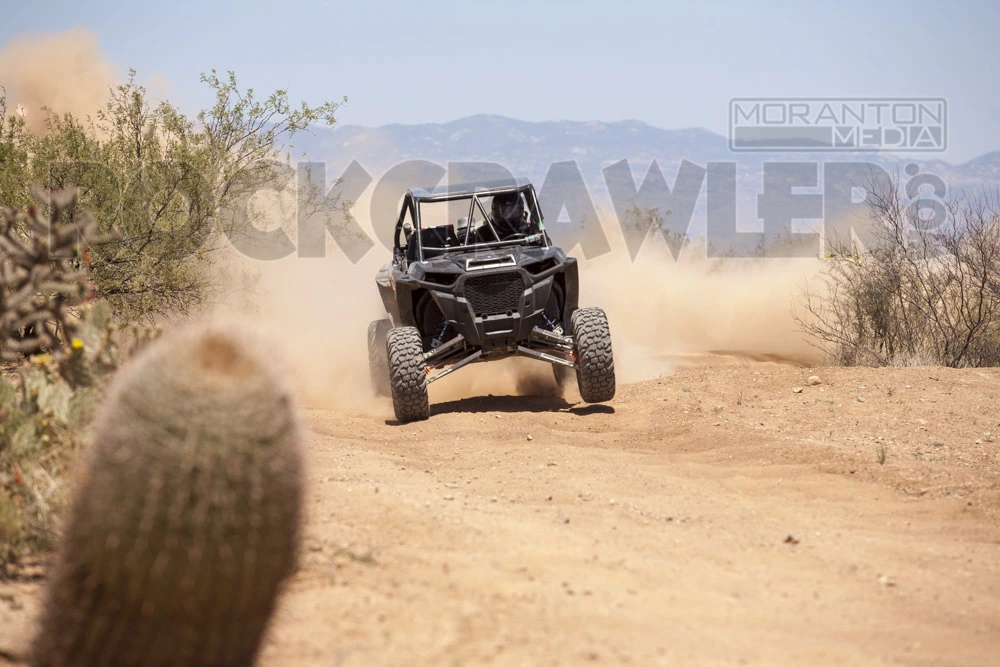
402 221 413 241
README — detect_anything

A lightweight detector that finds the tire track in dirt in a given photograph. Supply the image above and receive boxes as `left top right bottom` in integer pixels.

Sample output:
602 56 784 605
253 360 1000 666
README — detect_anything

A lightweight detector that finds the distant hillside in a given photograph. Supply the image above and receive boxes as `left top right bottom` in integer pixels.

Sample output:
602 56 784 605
289 114 1000 193
291 114 730 181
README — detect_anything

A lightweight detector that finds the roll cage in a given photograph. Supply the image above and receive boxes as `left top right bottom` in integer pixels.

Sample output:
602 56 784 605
392 179 551 263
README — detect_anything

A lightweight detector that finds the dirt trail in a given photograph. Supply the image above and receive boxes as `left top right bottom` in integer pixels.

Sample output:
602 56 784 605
5 356 996 666
269 358 1000 666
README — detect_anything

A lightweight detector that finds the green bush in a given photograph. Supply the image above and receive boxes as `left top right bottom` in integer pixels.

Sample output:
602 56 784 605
1 70 345 322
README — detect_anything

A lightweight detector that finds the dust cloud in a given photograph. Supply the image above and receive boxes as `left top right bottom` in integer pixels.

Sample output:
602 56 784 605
214 205 822 412
210 247 392 415
577 223 823 383
0 27 117 133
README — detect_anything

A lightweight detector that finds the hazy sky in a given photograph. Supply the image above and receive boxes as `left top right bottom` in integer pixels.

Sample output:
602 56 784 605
2 0 999 163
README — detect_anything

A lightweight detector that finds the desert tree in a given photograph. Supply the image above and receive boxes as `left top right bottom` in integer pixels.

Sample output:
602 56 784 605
2 70 346 322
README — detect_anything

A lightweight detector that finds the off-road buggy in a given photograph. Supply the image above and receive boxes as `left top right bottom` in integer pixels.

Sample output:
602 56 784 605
368 178 615 423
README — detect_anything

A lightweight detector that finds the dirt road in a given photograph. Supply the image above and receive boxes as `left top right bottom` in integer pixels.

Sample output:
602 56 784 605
3 356 999 666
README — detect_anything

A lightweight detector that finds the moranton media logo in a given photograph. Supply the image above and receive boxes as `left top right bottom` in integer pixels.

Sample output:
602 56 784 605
729 98 947 152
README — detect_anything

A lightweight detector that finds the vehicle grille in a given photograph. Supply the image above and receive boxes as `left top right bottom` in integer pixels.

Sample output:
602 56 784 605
464 272 525 316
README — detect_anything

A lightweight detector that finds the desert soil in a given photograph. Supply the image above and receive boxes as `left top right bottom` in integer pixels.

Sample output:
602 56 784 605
2 355 999 666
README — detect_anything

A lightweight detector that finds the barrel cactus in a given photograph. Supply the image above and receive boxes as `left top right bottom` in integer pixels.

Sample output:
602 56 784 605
29 321 306 667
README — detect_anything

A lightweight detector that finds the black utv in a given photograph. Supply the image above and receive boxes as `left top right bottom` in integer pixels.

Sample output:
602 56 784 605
368 178 615 423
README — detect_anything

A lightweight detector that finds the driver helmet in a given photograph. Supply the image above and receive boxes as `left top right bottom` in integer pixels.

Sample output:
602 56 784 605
491 192 526 234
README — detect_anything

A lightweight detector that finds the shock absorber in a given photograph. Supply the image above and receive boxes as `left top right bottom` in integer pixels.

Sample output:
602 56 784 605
542 313 563 336
431 322 451 348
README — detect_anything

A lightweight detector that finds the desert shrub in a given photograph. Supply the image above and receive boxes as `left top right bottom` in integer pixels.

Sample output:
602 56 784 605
796 176 1000 367
619 202 692 259
1 71 345 322
0 188 148 576
0 301 128 575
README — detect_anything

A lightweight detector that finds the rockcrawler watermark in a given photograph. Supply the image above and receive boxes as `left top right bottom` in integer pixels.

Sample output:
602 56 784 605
221 158 950 262
36 153 952 264
729 98 947 152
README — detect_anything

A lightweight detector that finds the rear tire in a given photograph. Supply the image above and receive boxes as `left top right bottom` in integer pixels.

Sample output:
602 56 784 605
387 326 430 422
571 307 616 403
368 319 392 396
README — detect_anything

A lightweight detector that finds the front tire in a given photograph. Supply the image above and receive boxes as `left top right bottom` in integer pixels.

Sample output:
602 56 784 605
571 307 616 403
387 326 429 422
368 319 392 396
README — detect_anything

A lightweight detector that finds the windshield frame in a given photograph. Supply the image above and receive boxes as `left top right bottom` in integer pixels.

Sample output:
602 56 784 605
394 183 549 262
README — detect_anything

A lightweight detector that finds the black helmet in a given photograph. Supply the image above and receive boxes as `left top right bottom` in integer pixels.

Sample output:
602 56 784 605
491 192 525 235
